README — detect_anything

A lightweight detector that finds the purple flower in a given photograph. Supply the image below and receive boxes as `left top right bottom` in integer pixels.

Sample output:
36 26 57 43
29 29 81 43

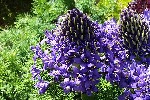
31 65 41 79
30 7 150 99
35 79 49 94
31 8 109 95
118 61 150 100
119 8 150 64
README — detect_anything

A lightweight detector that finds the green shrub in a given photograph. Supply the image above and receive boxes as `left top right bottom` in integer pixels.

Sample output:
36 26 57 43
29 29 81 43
0 0 73 99
75 0 132 23
32 0 67 24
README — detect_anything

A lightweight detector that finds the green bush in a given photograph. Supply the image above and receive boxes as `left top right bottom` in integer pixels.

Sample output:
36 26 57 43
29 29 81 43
0 0 73 99
75 0 132 23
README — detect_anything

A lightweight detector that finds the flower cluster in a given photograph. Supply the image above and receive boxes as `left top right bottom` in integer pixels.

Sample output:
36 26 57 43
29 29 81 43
30 7 150 100
31 8 114 96
117 8 150 100
97 19 132 88
118 61 150 100
119 8 150 64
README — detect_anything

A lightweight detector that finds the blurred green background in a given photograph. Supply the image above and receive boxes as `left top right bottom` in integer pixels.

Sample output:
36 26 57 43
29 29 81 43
0 0 131 100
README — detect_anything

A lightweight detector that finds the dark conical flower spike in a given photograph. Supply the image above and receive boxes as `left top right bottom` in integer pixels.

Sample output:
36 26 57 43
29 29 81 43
53 8 100 54
119 8 150 61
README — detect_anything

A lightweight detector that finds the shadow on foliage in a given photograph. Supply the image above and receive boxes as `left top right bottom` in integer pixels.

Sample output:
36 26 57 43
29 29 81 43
0 0 33 28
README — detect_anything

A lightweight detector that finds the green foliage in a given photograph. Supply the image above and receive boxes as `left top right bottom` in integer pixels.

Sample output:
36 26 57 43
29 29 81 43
61 0 76 10
32 0 68 24
117 0 132 10
75 0 132 23
0 27 35 100
75 0 95 14
0 16 59 100
94 78 123 100
0 0 74 99
96 0 120 22
77 78 123 100
0 0 132 100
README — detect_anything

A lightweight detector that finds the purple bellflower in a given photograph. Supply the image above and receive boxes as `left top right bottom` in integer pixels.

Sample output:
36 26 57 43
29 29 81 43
30 8 113 95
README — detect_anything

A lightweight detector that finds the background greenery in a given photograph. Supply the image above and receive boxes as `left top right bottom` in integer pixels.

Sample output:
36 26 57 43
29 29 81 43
0 0 131 99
